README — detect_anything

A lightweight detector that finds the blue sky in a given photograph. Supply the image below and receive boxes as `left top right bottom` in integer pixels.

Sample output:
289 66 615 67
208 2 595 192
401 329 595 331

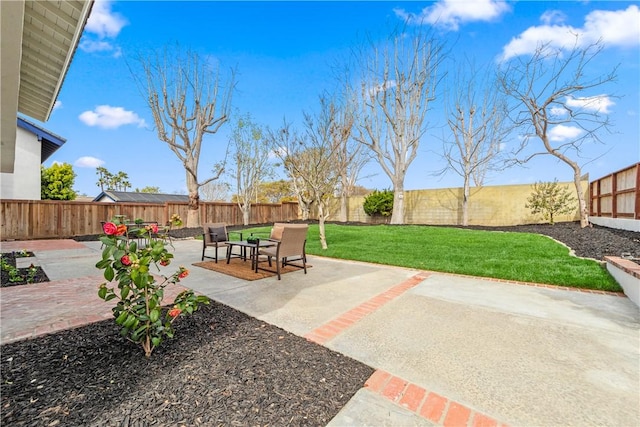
39 1 639 197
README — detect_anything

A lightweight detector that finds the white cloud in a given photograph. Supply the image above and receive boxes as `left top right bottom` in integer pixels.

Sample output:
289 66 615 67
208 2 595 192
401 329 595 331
79 40 122 58
540 10 566 26
79 0 126 58
52 100 62 111
79 105 146 129
368 80 397 97
548 124 583 142
550 106 567 117
74 156 105 168
500 5 640 60
565 95 614 114
394 0 510 31
85 0 127 38
79 39 113 53
583 6 640 47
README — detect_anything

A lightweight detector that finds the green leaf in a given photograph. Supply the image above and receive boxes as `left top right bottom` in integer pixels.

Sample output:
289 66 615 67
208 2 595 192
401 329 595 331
105 294 116 302
150 309 160 323
151 337 161 347
98 286 107 300
134 323 148 335
101 244 112 260
123 314 136 328
120 285 130 300
115 311 128 325
103 265 114 282
95 259 106 269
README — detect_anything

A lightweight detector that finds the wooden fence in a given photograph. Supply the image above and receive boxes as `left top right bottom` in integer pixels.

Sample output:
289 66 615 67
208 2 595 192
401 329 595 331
0 200 299 241
590 163 640 220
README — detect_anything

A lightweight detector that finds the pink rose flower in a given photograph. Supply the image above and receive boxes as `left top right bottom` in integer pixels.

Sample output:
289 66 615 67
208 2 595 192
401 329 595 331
168 308 181 318
160 259 170 266
178 269 189 279
103 222 118 235
116 224 127 236
120 255 132 266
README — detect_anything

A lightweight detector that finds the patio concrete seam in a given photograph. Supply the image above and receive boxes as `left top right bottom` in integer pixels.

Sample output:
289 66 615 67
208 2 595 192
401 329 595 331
304 273 430 345
364 369 510 427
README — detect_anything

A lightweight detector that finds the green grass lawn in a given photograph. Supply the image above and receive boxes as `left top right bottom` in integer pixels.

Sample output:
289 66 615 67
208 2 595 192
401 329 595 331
241 224 620 292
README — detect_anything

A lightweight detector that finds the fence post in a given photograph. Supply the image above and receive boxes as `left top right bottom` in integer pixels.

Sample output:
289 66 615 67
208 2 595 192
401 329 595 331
636 164 640 220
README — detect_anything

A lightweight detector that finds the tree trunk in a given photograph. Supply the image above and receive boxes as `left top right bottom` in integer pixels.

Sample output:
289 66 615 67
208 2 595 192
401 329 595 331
339 192 348 222
186 174 200 228
390 185 405 225
317 200 328 250
300 200 311 221
339 176 348 222
462 176 470 226
544 138 589 228
242 204 250 226
572 168 589 228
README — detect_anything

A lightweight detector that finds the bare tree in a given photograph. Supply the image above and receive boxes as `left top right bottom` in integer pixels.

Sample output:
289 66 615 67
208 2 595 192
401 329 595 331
266 117 340 250
439 61 509 226
131 46 235 227
200 181 230 202
265 121 314 221
322 91 371 222
498 37 617 228
228 113 273 225
351 29 446 224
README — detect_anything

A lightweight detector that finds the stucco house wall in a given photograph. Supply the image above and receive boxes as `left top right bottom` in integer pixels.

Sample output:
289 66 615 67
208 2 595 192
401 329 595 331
0 125 42 200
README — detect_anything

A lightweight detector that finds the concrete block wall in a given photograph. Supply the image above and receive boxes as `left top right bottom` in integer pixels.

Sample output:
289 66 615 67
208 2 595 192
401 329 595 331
334 181 587 226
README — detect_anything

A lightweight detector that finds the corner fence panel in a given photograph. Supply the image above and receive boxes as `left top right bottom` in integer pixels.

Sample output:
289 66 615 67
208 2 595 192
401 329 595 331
590 163 640 220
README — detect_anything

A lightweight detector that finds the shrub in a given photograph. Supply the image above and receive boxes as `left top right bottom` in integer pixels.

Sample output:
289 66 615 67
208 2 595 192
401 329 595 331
363 189 394 217
96 215 208 358
525 180 576 225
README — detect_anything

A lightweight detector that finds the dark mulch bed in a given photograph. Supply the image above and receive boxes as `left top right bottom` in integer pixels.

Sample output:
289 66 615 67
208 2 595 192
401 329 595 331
1 252 49 287
458 222 639 261
0 301 373 426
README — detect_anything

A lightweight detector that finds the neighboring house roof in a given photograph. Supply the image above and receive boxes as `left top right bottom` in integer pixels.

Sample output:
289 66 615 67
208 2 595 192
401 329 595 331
17 116 67 162
1 0 94 173
93 191 190 204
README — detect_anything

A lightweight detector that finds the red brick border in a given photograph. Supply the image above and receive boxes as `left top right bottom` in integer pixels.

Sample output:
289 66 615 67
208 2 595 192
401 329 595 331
303 271 516 426
304 273 430 344
366 369 510 427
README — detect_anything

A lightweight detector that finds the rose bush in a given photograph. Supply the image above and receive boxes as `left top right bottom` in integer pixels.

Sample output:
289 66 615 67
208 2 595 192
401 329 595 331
96 215 208 358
